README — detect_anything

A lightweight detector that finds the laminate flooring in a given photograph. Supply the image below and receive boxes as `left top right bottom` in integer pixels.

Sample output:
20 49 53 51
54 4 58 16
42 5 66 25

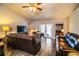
6 38 55 56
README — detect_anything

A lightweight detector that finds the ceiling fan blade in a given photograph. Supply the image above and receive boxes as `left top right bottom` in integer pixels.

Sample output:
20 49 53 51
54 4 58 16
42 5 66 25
37 3 42 5
22 6 29 8
36 7 42 11
28 3 35 7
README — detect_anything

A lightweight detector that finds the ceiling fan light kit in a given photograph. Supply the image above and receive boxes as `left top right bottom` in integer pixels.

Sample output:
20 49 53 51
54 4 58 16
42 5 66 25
22 3 42 12
29 7 36 12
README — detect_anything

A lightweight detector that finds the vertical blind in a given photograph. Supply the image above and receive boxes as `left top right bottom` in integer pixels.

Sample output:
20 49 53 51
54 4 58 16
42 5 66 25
39 24 52 37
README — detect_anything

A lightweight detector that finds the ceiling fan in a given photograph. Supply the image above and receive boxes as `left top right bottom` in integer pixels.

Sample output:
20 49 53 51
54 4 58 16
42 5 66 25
22 3 42 12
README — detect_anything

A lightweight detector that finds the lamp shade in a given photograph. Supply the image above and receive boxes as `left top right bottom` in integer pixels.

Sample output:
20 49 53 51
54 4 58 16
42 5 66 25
2 26 10 31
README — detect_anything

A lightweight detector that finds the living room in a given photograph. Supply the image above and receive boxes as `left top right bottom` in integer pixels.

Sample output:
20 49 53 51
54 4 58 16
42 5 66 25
0 3 79 56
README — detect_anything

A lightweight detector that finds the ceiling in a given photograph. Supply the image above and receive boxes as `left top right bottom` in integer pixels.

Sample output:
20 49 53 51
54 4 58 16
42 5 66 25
3 3 79 21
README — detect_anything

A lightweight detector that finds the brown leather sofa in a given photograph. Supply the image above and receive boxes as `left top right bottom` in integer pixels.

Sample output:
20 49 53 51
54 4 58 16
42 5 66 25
7 33 41 55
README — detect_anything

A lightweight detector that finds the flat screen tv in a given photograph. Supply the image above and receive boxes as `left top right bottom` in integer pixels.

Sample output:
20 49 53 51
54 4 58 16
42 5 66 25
17 25 27 33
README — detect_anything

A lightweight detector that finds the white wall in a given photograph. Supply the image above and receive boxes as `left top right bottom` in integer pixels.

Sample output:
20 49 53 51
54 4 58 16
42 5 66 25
29 19 69 39
69 7 79 34
0 5 29 34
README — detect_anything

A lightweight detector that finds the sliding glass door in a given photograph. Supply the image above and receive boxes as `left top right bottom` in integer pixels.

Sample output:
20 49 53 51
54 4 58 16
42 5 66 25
39 24 52 37
40 24 46 34
46 24 52 37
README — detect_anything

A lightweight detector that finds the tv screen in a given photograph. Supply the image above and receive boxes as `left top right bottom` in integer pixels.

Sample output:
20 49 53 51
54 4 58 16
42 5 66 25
17 26 27 33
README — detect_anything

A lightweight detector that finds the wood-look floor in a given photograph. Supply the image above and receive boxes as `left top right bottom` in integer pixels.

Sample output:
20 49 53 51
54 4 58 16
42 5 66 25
6 38 55 56
4 37 79 56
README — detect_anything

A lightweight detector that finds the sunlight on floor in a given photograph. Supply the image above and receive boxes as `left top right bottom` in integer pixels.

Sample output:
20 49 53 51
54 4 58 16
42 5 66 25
40 38 53 56
46 38 52 53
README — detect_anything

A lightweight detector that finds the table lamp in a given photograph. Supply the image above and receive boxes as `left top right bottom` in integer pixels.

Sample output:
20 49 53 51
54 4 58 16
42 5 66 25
2 26 10 36
2 26 10 56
